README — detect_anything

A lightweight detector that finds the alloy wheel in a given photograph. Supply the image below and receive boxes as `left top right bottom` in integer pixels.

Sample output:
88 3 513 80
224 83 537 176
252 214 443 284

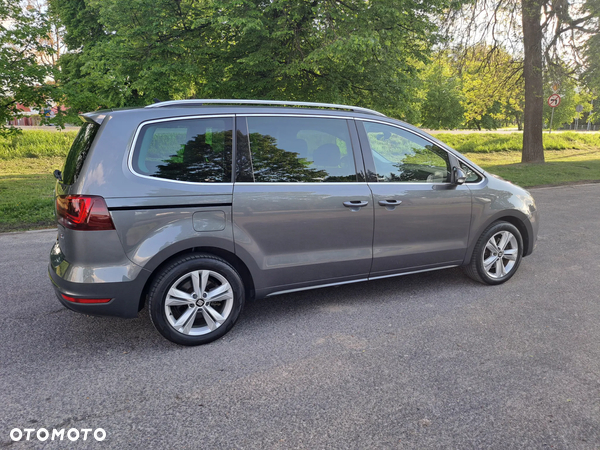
164 270 234 336
482 230 519 279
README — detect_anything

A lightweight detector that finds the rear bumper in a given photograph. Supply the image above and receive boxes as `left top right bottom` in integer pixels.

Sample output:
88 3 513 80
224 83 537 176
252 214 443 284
49 239 151 319
49 267 147 318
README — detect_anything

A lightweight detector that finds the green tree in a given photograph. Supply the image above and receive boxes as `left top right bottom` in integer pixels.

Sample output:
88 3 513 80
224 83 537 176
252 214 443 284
443 0 600 162
49 0 144 117
52 0 457 120
0 0 55 134
419 55 465 129
458 45 523 130
583 32 600 126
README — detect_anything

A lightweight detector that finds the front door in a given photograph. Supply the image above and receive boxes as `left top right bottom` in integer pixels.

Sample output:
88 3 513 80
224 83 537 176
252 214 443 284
356 120 473 278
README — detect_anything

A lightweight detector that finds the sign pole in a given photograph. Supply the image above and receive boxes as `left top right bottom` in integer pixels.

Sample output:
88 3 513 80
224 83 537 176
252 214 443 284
549 108 554 134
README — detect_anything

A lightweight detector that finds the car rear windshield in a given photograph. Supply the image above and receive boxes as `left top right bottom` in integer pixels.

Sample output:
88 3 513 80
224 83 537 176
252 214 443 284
62 122 100 185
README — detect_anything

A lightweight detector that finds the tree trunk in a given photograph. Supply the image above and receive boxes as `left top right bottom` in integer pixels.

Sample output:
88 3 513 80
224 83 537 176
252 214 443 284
521 0 545 163
515 112 523 131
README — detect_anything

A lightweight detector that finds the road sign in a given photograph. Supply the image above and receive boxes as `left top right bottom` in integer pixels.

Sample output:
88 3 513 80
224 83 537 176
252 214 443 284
552 83 560 93
548 94 561 108
576 104 583 113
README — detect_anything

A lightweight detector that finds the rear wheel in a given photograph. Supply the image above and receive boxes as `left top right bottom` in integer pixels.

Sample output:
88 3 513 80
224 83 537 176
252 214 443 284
149 254 245 345
464 221 523 285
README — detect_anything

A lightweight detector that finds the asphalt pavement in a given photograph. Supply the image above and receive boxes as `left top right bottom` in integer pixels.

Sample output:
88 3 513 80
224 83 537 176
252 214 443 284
1 184 599 449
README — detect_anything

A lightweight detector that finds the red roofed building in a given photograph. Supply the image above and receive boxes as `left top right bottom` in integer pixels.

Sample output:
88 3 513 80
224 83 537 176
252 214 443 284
8 104 42 126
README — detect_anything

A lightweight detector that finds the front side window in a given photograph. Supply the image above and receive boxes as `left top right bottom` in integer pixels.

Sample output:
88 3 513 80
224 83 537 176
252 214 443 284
132 117 233 183
363 122 450 183
460 161 483 183
242 116 357 182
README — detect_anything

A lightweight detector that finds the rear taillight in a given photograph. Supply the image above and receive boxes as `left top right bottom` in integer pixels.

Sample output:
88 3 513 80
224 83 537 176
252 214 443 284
56 195 115 231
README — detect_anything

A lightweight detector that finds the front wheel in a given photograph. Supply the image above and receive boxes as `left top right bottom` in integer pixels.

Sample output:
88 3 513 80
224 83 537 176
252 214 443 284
463 221 523 285
148 254 245 345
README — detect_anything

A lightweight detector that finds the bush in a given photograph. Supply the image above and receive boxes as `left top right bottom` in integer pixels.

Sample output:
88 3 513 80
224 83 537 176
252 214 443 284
436 132 600 153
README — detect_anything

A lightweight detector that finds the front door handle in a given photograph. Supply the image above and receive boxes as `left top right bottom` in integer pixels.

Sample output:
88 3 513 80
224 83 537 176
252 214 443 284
343 200 369 211
378 199 402 210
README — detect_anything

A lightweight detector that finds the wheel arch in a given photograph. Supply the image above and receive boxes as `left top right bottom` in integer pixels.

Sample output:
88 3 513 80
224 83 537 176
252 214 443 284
138 246 255 312
499 216 530 256
464 211 534 266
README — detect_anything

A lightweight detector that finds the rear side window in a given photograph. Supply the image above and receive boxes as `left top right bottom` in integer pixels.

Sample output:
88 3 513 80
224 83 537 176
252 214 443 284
239 116 357 182
62 122 100 185
131 117 233 183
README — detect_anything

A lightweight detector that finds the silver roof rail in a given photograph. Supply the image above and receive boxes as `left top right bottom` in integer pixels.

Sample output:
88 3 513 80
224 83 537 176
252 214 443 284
146 99 386 117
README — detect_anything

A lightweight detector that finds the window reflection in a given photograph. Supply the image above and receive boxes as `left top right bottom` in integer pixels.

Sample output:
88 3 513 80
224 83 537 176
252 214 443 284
246 117 357 183
133 118 233 183
365 123 450 183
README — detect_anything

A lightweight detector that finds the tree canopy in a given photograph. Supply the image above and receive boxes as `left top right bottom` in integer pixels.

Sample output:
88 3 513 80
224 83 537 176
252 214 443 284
441 0 600 161
3 0 596 143
0 0 55 134
51 0 455 120
418 54 465 130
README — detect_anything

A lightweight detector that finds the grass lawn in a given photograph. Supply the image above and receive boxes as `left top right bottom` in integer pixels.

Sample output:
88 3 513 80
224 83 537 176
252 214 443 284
0 157 64 233
437 131 600 152
466 148 600 187
0 129 599 232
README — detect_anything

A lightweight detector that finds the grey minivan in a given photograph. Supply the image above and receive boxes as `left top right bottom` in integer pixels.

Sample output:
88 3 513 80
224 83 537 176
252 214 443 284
49 100 539 345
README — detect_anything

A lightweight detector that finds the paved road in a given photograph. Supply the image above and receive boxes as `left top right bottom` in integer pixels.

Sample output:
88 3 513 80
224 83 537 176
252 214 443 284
1 184 599 449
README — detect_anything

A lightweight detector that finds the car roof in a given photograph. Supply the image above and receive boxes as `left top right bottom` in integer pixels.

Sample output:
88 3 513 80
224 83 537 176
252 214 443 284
80 99 387 125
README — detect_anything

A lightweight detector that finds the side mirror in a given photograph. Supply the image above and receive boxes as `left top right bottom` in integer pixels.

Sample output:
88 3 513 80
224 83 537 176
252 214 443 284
453 167 466 185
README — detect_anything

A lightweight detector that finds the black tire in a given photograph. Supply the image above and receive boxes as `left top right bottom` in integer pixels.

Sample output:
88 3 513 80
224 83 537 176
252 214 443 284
148 254 245 345
463 221 523 285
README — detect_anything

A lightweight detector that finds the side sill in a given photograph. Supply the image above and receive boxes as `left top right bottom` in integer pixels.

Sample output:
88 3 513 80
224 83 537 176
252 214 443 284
264 265 460 298
266 278 368 297
368 265 459 281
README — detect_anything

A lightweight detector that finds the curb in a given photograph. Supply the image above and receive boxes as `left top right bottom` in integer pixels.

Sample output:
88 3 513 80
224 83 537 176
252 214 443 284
0 228 56 237
528 180 600 189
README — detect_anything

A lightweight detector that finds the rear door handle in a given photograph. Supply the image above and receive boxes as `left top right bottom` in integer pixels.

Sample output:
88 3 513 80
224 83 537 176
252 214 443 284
343 200 369 211
378 200 402 206
378 199 402 210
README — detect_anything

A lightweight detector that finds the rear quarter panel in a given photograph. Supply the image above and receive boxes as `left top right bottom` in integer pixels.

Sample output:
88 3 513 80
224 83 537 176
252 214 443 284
69 109 238 273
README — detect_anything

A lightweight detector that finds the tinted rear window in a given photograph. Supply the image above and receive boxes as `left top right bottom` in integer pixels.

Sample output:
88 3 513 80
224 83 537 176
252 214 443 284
239 116 357 183
131 117 233 183
62 122 100 185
